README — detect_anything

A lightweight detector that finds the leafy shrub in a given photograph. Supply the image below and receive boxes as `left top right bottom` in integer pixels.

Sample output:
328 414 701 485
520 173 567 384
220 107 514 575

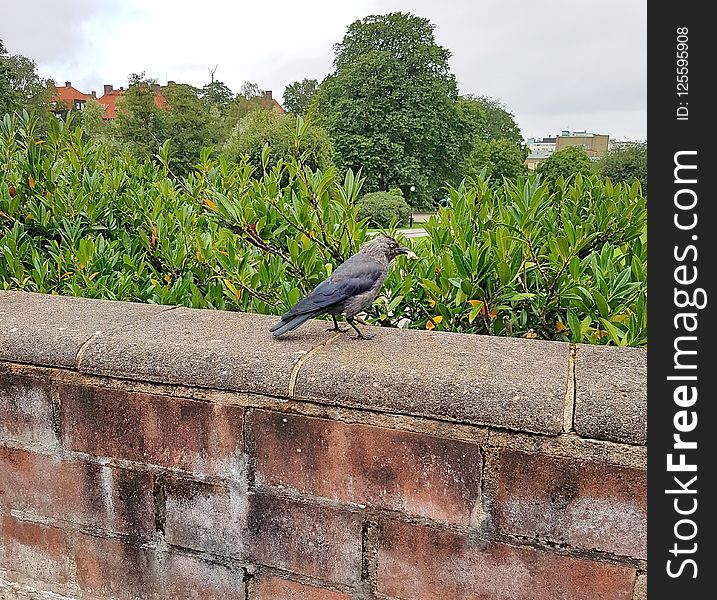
536 146 594 190
222 109 334 173
0 112 646 346
357 190 410 228
596 142 647 193
373 172 646 346
0 112 364 312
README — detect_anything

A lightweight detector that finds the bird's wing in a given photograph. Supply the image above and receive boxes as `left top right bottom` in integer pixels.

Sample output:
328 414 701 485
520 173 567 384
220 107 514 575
280 254 384 319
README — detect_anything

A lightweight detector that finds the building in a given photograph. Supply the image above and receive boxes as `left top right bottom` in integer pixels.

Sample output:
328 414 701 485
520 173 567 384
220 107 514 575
608 138 643 151
258 90 285 113
51 80 284 120
50 81 97 115
525 136 557 171
97 83 169 120
554 130 609 160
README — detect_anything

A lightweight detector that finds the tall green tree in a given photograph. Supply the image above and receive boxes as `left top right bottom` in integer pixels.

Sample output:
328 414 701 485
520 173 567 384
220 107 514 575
240 81 264 100
597 142 647 192
0 39 54 120
114 73 168 159
536 146 593 190
80 98 122 152
200 79 234 110
223 110 334 173
162 82 213 175
463 94 524 144
283 78 318 115
309 12 472 208
465 138 527 181
208 82 270 144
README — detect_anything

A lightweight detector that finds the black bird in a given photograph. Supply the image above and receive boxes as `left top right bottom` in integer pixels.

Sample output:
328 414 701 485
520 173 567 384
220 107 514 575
270 234 417 340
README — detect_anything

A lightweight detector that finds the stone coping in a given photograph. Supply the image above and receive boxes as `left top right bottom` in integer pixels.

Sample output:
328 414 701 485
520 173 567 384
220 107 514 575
0 291 646 443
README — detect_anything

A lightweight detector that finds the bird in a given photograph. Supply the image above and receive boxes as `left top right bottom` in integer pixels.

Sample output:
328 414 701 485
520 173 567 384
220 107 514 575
270 234 417 340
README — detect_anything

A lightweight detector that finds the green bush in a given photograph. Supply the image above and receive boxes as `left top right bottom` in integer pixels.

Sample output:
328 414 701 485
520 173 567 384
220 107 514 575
222 109 334 173
0 112 646 347
373 172 646 346
596 142 647 193
536 146 594 190
357 190 410 228
0 112 365 312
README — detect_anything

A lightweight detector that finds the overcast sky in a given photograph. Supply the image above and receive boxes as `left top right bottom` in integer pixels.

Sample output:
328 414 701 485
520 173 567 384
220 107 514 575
2 0 646 141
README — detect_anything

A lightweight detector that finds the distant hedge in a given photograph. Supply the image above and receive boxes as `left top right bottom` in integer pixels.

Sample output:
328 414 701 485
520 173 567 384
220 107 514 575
357 190 411 228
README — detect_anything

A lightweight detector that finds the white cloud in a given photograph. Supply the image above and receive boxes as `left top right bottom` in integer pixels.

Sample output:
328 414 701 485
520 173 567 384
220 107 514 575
2 0 646 139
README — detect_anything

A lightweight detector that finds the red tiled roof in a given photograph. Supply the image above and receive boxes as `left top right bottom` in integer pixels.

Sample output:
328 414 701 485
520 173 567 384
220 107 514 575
53 80 280 118
97 88 169 119
96 89 123 119
154 93 169 110
51 84 91 106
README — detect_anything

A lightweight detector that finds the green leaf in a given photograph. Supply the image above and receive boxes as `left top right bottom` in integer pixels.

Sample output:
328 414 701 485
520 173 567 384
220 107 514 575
600 318 625 346
592 289 610 319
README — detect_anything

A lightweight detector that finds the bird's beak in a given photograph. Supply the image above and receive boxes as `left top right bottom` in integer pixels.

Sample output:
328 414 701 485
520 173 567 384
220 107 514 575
398 244 418 260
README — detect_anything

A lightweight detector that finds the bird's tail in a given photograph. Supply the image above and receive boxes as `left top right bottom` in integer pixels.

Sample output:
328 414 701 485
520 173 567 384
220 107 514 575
270 311 318 337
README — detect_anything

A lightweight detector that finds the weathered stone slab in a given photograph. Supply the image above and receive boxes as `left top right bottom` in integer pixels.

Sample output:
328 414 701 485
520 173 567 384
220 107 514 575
0 291 168 369
294 325 570 435
77 306 337 398
574 344 647 445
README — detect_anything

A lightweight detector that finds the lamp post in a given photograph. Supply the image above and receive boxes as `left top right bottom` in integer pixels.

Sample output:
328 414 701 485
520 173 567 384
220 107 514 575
409 185 416 227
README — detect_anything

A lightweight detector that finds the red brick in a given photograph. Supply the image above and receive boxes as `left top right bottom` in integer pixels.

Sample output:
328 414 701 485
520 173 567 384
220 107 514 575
251 410 482 525
0 374 56 447
377 521 636 600
163 551 246 599
0 514 70 589
495 449 647 559
73 534 245 599
59 384 244 478
164 477 245 557
257 577 351 600
246 494 361 587
0 447 154 536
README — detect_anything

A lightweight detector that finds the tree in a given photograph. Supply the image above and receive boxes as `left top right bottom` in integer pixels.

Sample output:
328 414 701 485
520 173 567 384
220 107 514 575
210 91 273 146
222 110 334 173
239 81 264 100
462 95 524 145
309 12 472 208
200 79 234 110
0 39 54 120
464 138 527 181
536 146 593 189
454 94 527 185
283 78 318 115
114 73 168 159
596 142 647 192
80 98 123 152
162 82 214 175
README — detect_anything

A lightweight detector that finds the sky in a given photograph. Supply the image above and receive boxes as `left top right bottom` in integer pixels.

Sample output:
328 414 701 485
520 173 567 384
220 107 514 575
1 0 647 141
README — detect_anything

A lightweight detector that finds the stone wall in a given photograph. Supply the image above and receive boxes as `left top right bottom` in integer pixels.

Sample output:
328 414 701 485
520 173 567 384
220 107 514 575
0 291 646 599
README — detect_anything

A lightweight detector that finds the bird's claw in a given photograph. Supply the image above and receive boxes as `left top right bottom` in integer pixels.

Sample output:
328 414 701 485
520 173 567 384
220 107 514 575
326 326 347 333
352 332 374 340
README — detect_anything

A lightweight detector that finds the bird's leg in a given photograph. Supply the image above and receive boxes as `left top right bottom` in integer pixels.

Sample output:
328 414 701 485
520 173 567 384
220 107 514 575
326 315 347 333
347 316 374 340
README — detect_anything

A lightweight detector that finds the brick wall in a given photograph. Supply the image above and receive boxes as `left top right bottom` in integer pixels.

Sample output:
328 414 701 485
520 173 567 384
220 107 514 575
0 291 646 599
